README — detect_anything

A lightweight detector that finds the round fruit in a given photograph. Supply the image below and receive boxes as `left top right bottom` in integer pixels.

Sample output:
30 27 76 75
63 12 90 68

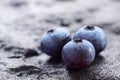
41 27 71 58
62 39 95 68
73 25 107 54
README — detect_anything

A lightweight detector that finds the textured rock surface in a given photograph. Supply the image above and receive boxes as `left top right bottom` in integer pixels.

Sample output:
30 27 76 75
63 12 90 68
0 0 120 80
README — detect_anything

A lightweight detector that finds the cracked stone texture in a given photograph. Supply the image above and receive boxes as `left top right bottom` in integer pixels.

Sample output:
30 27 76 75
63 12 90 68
0 0 120 80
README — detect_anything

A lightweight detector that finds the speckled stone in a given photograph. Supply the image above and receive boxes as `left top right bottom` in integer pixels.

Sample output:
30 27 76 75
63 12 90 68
0 0 120 80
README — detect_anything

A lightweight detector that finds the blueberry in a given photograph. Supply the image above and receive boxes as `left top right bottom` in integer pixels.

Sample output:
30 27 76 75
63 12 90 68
40 28 71 58
73 25 107 54
62 39 95 69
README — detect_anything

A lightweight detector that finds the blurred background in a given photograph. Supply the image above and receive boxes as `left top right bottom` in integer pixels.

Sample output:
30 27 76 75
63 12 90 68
0 0 120 80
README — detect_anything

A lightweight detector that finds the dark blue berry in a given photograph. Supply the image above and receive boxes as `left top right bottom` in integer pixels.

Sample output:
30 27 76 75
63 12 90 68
73 25 107 54
62 39 95 68
41 28 71 58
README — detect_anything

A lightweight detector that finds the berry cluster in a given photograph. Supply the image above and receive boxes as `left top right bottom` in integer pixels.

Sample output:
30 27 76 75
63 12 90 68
40 25 107 69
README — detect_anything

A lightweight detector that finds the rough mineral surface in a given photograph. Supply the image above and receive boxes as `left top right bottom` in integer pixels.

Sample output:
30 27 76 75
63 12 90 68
0 0 120 80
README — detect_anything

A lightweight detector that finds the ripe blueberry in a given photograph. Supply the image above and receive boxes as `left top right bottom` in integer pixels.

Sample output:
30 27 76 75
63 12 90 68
62 39 95 69
40 27 71 58
73 25 107 54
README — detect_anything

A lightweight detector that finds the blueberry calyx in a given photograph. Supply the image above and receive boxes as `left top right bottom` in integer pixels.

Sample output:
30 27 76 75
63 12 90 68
74 39 82 43
47 29 55 33
85 25 94 30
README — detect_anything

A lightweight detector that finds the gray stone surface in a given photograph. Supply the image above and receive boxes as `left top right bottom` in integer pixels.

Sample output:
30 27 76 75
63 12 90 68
0 0 120 80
